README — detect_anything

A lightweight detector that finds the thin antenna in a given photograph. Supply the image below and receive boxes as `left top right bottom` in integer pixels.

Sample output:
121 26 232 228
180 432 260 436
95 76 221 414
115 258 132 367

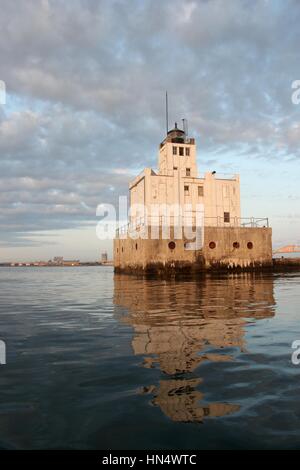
166 91 169 135
182 118 188 136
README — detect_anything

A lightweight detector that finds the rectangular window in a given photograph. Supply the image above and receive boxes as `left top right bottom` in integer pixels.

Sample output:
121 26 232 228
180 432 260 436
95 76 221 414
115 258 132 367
223 185 229 198
179 147 184 156
198 186 204 197
186 147 190 156
184 185 189 195
186 168 191 176
173 166 178 170
173 146 177 155
224 212 230 223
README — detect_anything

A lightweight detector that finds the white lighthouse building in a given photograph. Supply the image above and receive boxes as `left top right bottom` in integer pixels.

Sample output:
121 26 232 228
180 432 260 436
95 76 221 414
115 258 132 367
129 123 241 229
114 123 272 273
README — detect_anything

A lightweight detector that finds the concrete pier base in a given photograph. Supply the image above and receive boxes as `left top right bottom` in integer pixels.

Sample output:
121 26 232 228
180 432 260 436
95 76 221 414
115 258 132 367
272 257 300 271
114 226 273 274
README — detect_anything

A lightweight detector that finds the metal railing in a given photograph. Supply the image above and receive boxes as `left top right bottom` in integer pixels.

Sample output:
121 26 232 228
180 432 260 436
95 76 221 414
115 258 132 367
212 173 238 180
115 216 269 238
203 216 268 228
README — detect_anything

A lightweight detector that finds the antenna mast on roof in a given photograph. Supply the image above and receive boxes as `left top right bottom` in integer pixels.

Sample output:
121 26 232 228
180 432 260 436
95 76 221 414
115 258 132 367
166 91 169 135
182 118 188 136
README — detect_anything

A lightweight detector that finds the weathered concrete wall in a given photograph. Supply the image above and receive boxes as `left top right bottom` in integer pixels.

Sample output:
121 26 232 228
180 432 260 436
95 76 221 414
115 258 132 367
203 227 272 269
114 226 203 274
114 226 273 273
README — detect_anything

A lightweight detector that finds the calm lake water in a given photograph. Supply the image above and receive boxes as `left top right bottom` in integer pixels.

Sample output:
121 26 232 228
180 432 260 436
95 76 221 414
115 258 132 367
0 266 300 449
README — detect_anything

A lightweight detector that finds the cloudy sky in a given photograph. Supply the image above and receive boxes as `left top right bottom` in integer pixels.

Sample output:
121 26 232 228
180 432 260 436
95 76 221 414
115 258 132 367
0 0 300 261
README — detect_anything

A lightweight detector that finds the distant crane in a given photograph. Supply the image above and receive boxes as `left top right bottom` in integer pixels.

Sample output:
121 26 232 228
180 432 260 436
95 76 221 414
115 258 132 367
273 245 300 254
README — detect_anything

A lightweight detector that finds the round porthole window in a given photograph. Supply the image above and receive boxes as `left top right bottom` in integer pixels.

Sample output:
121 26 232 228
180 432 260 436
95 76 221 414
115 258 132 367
209 241 216 249
247 242 253 250
233 241 240 249
168 241 176 250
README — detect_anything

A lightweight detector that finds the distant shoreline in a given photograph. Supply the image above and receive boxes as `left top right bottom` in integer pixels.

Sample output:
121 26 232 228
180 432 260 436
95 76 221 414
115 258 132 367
0 262 113 268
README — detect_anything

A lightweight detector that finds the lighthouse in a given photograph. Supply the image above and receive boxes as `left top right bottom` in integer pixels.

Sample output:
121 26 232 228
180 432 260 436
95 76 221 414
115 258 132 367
114 122 272 273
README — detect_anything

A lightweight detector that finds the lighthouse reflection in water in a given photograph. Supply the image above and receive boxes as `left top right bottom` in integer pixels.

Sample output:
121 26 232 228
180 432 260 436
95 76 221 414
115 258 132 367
114 274 275 423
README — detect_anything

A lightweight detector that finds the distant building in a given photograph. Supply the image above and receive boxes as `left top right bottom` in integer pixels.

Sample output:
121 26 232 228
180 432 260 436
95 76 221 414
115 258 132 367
63 260 80 266
52 257 80 266
101 252 108 263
